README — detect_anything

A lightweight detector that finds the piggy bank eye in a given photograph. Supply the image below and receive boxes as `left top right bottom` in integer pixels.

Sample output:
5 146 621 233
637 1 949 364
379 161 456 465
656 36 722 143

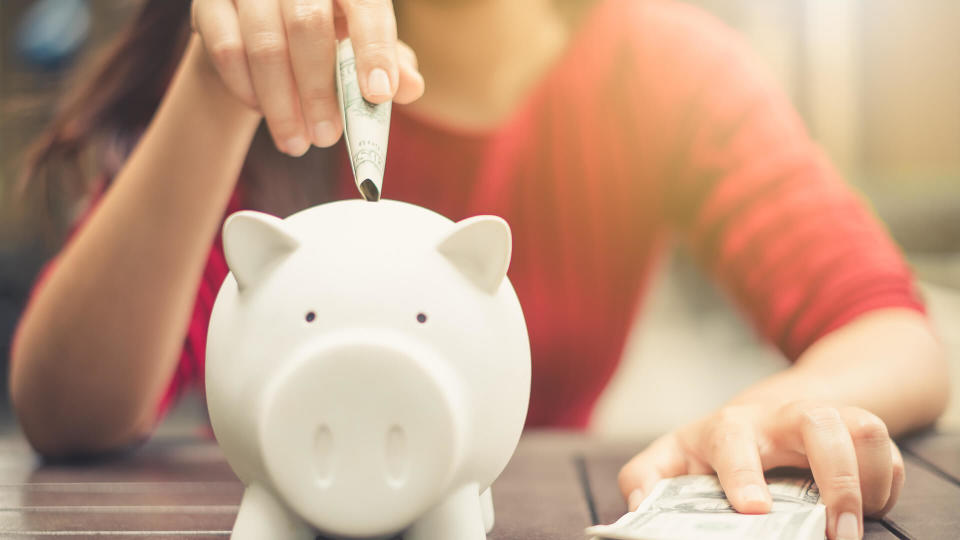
416 313 427 324
305 311 316 323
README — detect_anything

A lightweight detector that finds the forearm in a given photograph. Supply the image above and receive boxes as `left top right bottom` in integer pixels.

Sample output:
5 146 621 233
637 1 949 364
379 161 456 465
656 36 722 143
728 308 950 436
10 38 261 456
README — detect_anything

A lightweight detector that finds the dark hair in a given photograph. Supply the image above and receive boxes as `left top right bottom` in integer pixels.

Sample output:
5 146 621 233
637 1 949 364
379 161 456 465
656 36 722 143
14 0 193 242
13 0 595 243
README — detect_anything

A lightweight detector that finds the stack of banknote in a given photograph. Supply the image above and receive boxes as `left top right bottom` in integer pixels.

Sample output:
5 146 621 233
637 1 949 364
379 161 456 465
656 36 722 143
586 473 826 540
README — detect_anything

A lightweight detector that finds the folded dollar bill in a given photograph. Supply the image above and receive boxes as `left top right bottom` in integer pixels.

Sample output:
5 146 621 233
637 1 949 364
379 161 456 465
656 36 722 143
586 473 825 540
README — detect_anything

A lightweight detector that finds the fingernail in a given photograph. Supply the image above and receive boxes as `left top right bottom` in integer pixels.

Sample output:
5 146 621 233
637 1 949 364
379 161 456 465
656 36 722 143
312 121 337 146
837 512 859 540
627 489 644 511
739 484 769 505
367 68 391 98
283 136 308 156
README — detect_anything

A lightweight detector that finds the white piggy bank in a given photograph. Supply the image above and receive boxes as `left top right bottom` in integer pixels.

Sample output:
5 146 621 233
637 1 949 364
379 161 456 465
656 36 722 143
206 200 531 540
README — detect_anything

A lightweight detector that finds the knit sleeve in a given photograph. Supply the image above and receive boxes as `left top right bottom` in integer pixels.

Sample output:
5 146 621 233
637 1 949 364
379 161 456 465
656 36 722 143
655 5 925 359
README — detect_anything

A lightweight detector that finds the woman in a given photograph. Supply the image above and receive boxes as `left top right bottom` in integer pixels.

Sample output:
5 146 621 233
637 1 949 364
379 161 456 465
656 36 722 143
9 1 949 539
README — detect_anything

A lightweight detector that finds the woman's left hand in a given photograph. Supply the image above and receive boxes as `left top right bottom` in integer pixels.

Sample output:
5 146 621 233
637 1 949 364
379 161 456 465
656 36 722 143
618 401 905 540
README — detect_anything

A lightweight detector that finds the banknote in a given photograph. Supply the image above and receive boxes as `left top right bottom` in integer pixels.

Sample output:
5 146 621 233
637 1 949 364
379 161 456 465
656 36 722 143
336 38 391 201
586 473 825 540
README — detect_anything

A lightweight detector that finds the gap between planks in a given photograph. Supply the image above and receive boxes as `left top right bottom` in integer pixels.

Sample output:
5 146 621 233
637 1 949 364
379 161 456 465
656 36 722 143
902 447 960 490
573 454 600 526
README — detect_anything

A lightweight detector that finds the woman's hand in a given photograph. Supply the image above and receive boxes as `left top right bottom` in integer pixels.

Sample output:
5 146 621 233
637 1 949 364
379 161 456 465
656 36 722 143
191 0 425 155
618 401 905 540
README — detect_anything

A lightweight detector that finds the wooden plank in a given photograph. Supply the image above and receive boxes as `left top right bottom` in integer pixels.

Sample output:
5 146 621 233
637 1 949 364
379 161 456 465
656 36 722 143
0 482 243 507
901 431 960 485
0 438 238 536
864 520 901 540
579 450 630 526
487 433 594 540
0 433 592 539
0 508 235 533
2 534 227 539
315 432 594 539
5 432 953 538
883 456 960 539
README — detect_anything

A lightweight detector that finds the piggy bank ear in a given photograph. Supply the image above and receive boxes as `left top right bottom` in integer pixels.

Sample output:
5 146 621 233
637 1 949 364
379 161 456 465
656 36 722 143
437 216 512 294
222 211 300 291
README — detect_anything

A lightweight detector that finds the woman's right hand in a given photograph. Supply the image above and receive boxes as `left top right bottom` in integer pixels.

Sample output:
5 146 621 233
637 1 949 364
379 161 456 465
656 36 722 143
191 0 424 156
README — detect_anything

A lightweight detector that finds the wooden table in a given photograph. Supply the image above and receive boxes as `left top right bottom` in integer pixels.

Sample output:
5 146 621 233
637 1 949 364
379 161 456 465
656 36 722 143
0 430 956 538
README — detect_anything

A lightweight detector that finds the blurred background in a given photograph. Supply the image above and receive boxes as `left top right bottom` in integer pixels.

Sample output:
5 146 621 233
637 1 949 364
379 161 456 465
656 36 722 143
0 0 958 435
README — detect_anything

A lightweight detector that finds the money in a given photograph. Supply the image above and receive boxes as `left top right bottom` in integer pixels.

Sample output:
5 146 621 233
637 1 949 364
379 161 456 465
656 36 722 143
585 473 826 540
336 38 391 202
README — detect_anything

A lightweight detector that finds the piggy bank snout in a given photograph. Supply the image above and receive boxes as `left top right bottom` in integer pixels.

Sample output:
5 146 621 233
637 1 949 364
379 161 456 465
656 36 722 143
257 333 464 537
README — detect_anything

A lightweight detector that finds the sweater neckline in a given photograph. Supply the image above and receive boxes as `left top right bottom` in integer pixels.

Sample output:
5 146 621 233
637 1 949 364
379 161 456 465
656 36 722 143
391 0 614 144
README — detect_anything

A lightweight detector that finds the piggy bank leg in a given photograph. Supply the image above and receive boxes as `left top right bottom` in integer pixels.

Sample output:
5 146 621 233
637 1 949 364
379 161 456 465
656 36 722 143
405 483 486 540
232 483 313 540
480 487 494 533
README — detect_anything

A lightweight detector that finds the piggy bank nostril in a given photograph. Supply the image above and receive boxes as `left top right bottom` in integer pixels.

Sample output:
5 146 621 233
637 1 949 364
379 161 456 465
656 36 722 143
312 424 335 488
305 311 316 323
384 425 409 488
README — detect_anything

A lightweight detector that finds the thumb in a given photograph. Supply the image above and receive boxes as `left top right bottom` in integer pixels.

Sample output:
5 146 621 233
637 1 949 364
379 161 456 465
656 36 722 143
618 434 688 511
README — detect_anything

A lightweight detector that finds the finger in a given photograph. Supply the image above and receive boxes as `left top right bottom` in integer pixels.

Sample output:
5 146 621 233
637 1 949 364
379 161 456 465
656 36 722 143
618 435 688 511
791 405 863 540
840 408 893 516
238 0 310 156
394 41 424 105
280 0 342 147
703 416 772 514
337 0 398 103
876 442 905 517
194 0 257 108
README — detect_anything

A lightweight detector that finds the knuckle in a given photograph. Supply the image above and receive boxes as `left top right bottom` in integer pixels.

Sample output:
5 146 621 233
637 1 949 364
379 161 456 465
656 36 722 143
349 0 390 11
616 465 631 487
396 40 416 61
208 40 245 68
709 408 749 437
825 473 862 500
302 98 340 120
800 406 844 433
716 405 750 425
714 406 748 425
848 414 890 447
724 466 762 485
356 40 395 64
301 85 337 106
863 492 890 516
269 117 303 137
617 463 639 493
264 107 304 136
892 455 905 482
705 411 756 461
709 428 744 455
286 1 332 33
894 453 905 473
782 399 818 417
247 32 288 62
302 103 339 125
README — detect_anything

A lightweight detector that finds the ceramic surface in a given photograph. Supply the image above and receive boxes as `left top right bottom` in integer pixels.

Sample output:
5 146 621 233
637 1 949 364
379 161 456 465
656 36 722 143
206 200 531 539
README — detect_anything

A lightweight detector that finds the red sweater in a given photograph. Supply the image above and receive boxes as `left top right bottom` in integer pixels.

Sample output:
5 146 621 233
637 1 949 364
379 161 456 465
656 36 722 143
36 0 926 429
